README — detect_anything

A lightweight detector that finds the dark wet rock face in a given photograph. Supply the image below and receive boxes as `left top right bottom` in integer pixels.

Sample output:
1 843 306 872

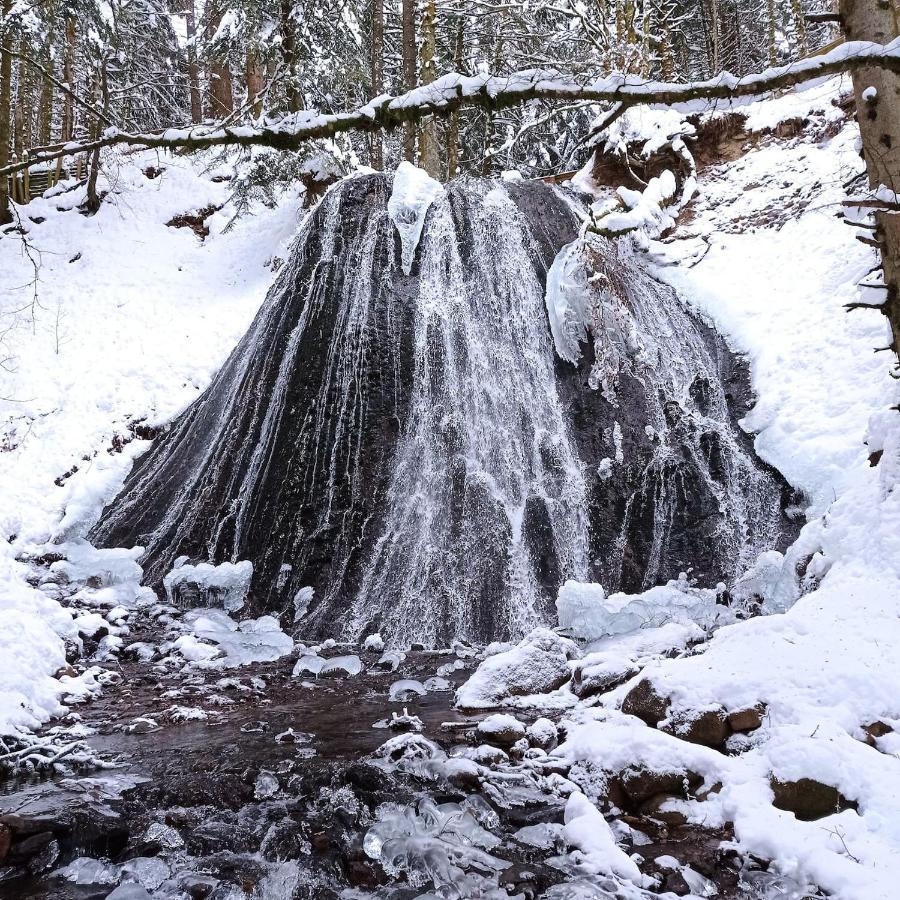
92 174 792 646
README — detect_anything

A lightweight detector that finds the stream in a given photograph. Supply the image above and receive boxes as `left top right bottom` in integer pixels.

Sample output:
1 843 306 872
0 603 753 900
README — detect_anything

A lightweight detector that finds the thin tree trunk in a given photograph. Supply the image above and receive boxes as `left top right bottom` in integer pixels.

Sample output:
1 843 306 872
85 58 108 214
789 0 810 56
38 46 54 146
841 0 900 359
417 0 440 178
61 14 76 142
0 0 13 225
13 47 26 161
767 0 778 67
401 0 416 162
184 0 202 123
445 17 463 180
370 0 384 169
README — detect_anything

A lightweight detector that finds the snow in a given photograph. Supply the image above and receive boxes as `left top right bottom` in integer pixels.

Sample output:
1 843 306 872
387 161 445 275
0 151 303 735
0 543 74 735
564 791 642 883
363 632 385 652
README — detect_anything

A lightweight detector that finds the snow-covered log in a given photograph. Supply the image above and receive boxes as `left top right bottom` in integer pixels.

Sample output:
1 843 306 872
4 38 900 179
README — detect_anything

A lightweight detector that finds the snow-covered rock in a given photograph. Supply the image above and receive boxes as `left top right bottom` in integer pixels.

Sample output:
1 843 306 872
455 628 576 709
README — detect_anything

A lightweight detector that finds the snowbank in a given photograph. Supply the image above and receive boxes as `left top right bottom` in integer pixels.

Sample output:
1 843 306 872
0 543 73 735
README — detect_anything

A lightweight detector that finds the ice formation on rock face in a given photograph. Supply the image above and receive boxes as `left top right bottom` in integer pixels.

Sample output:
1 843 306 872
387 161 445 275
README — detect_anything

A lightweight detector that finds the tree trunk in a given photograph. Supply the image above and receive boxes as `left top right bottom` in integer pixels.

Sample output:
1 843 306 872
445 17 463 180
0 0 13 225
184 0 202 124
841 0 900 360
245 49 264 119
370 0 384 169
281 0 301 114
789 0 810 56
206 3 233 119
85 58 109 215
62 14 76 142
767 0 778 67
401 0 416 162
13 41 26 162
417 0 440 178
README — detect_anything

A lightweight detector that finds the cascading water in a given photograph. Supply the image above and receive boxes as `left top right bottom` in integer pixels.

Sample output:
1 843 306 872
91 171 792 646
346 182 589 647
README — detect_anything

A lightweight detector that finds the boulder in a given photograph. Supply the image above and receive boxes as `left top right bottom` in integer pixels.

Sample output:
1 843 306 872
661 707 730 747
727 705 765 733
770 778 858 821
526 717 558 751
571 660 638 699
862 720 892 747
620 767 703 807
455 628 575 709
621 678 670 727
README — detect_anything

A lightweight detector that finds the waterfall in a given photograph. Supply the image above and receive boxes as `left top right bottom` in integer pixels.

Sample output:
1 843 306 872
91 173 791 646
346 182 589 647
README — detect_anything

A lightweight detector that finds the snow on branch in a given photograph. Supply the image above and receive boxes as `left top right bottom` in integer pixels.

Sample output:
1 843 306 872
4 38 900 179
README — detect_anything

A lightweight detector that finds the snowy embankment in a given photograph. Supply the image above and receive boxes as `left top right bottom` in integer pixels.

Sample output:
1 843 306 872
463 77 900 898
0 153 303 737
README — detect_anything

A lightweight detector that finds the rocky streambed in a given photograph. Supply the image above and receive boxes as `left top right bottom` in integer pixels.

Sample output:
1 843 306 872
0 592 800 900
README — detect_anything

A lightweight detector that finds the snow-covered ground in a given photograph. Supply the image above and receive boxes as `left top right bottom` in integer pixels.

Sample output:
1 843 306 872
2 75 899 898
0 152 303 737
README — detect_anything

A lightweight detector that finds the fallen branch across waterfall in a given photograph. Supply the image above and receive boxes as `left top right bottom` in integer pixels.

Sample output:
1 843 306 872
4 38 900 180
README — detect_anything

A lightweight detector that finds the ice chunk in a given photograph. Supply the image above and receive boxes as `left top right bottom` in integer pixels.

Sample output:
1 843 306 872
293 653 326 676
389 678 426 701
293 585 313 622
163 560 253 613
185 609 293 667
556 578 725 641
319 654 362 677
388 161 445 275
254 770 279 800
58 857 119 884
